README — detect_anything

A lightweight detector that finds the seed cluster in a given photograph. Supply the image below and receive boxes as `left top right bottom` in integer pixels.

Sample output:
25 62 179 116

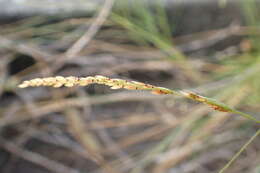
18 75 174 95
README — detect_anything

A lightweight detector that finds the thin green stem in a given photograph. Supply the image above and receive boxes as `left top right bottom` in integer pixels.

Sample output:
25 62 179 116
218 128 260 173
233 110 260 124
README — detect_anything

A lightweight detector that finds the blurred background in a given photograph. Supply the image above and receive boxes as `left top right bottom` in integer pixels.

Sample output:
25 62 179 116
0 0 260 173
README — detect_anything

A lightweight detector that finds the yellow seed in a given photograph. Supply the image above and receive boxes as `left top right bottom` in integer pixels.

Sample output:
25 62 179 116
112 79 127 85
78 78 90 86
18 83 28 88
53 83 63 88
110 85 123 89
34 78 43 86
23 81 31 87
29 79 38 86
44 77 56 85
105 80 115 86
66 76 77 83
187 91 206 102
55 76 66 84
85 76 96 83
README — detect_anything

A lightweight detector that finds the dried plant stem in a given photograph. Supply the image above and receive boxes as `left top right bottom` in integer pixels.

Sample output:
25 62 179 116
65 0 114 58
18 75 260 123
0 137 79 173
65 108 120 173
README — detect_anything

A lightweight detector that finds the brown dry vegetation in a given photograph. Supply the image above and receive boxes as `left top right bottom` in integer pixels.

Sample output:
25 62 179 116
0 1 259 173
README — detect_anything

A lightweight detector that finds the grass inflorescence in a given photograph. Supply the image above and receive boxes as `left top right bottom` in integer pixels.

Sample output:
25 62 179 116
18 75 174 95
18 75 260 124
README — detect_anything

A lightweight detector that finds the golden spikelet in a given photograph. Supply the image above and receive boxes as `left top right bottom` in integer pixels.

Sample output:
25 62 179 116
179 91 232 112
18 75 175 95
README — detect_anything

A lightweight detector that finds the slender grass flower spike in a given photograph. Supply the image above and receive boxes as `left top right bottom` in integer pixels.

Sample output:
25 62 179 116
19 75 260 123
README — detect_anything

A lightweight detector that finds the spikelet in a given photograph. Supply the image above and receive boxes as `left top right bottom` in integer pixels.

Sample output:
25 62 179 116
18 75 174 95
179 91 232 112
151 87 172 95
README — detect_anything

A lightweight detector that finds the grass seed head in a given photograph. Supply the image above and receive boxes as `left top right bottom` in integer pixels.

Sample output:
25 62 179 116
18 75 260 123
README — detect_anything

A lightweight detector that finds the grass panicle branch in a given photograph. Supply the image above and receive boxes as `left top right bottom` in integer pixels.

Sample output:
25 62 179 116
18 75 260 124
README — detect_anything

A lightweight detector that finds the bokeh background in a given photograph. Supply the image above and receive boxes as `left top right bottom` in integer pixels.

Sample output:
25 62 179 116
0 0 260 173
